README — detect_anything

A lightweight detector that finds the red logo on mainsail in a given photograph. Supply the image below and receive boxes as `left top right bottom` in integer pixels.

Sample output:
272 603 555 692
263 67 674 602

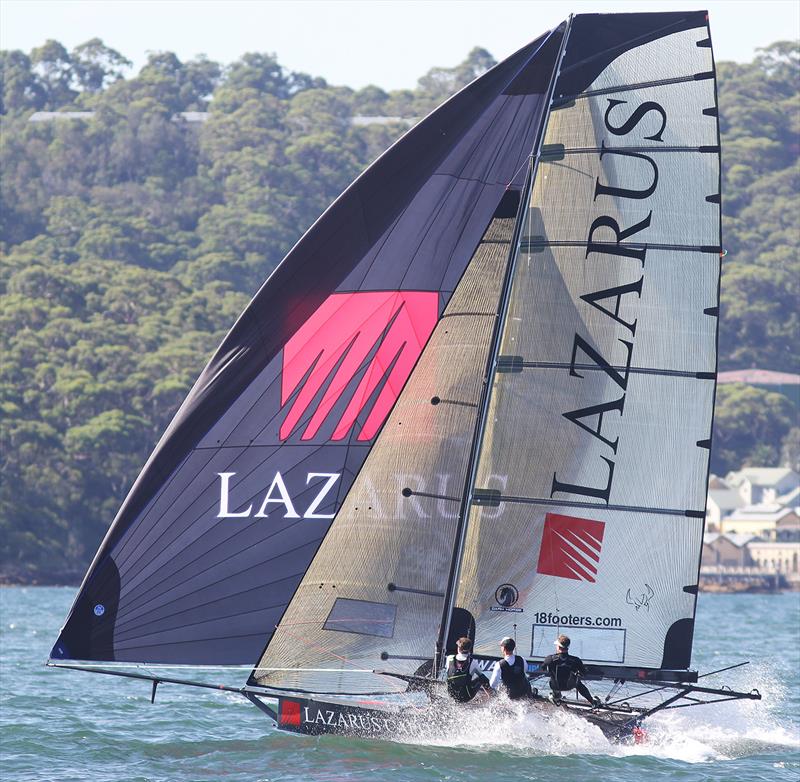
536 513 605 583
280 291 438 442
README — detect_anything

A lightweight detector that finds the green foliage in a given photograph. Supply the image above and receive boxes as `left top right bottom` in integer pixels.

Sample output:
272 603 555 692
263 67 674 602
0 38 797 578
711 384 797 474
718 41 799 372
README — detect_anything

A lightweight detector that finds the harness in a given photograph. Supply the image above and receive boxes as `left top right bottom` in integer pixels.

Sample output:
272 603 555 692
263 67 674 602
551 653 579 691
446 654 478 702
499 656 532 700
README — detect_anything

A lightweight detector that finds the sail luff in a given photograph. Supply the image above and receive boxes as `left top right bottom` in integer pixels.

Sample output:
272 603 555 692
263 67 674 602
435 17 574 673
685 16 723 668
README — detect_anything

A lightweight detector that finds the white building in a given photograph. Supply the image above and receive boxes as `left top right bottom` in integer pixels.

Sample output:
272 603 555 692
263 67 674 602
725 468 799 506
706 478 746 531
721 504 800 540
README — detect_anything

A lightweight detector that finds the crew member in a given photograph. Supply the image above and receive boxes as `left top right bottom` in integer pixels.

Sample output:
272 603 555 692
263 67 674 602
540 634 601 707
445 636 489 702
488 636 532 700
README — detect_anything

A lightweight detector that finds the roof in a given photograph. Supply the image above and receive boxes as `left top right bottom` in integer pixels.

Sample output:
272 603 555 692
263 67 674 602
708 475 729 490
717 369 800 385
778 486 800 507
722 533 758 548
725 468 799 488
703 533 720 545
29 111 94 121
708 488 746 512
727 504 796 522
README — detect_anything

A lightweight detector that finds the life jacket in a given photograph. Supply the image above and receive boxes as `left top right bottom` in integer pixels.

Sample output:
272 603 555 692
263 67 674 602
499 655 532 700
551 653 580 691
446 654 478 702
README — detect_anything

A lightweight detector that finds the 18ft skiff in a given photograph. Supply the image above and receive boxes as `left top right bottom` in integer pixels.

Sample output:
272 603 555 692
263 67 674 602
50 9 760 743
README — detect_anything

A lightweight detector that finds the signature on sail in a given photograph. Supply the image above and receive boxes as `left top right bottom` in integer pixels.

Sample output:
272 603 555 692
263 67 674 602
626 584 656 612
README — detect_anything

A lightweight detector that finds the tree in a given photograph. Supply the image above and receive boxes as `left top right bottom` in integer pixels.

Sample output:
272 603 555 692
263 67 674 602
30 39 76 108
71 38 131 92
0 50 46 114
781 427 800 472
711 384 797 474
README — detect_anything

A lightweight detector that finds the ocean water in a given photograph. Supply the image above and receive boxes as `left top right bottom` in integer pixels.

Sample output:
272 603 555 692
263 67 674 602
1 587 798 782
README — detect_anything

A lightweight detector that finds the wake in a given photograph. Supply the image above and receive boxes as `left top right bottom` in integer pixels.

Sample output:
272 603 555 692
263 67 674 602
395 662 799 762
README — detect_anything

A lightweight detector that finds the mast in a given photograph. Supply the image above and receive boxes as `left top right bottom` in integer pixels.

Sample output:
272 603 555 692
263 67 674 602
434 15 574 675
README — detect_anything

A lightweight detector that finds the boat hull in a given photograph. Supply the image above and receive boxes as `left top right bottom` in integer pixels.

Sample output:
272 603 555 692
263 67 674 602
269 693 643 743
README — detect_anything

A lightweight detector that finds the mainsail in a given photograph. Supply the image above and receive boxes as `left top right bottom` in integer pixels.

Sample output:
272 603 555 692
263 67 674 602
454 10 721 676
53 10 721 698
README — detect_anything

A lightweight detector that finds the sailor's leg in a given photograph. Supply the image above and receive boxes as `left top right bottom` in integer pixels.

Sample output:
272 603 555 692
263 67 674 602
576 681 594 703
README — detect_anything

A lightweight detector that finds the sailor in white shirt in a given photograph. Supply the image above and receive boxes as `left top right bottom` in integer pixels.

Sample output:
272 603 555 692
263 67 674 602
488 636 532 699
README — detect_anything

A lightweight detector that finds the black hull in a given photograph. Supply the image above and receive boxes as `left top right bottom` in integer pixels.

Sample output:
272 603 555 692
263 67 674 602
268 693 643 744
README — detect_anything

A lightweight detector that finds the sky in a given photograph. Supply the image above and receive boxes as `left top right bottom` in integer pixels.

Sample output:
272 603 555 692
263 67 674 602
2 0 799 91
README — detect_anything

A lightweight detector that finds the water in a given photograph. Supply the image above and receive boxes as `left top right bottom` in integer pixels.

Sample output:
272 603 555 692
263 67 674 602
1 587 798 781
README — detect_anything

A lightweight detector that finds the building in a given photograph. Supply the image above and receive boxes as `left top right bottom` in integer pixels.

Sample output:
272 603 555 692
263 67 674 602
725 468 799 506
702 533 756 567
721 504 800 540
747 541 800 580
706 478 746 531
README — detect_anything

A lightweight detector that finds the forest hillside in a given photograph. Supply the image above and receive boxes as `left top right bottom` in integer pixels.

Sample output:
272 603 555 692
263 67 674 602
1 40 797 580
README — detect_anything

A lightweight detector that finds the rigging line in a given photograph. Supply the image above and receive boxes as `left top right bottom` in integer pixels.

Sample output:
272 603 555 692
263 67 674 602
477 494 703 518
550 145 718 155
505 157 531 190
254 623 408 701
435 17 574 677
509 361 715 380
556 72 714 103
519 239 722 253
48 662 257 670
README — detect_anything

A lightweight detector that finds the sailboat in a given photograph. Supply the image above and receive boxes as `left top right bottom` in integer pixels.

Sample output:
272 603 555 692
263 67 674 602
50 9 761 744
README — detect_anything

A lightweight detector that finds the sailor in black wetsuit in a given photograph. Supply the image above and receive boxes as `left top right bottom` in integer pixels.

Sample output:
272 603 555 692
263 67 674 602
541 634 601 707
488 636 532 700
445 637 489 702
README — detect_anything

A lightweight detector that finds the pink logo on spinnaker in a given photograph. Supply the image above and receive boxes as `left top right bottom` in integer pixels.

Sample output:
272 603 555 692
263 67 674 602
536 513 605 583
280 291 438 442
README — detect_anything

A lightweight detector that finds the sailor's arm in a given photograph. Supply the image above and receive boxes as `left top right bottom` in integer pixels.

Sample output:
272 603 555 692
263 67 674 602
488 660 502 690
